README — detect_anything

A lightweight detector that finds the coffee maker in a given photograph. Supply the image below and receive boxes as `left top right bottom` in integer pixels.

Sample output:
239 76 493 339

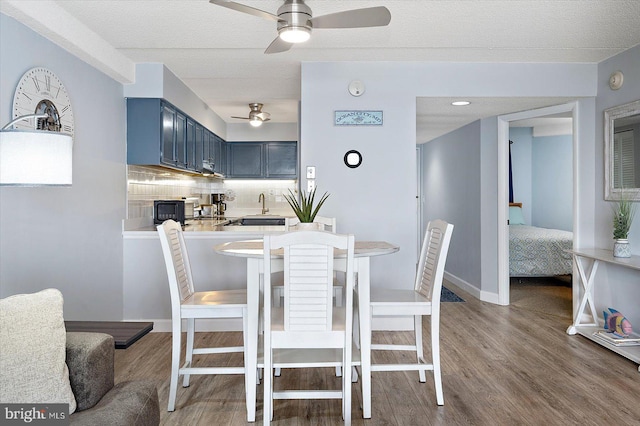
211 193 226 217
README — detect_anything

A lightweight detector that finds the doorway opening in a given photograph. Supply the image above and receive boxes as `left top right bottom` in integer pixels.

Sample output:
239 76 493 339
507 114 574 319
497 102 580 306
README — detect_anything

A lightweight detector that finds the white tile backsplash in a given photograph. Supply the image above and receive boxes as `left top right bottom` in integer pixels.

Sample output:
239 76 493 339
222 180 297 216
127 165 297 219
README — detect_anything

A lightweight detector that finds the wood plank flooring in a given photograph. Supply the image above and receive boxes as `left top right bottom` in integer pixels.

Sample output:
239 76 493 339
114 285 640 425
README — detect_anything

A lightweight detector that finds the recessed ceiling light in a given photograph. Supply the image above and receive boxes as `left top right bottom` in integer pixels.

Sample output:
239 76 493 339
452 101 471 106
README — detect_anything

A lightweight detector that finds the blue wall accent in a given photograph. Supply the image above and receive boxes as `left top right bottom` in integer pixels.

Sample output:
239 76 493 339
509 127 533 224
509 128 573 231
532 134 573 231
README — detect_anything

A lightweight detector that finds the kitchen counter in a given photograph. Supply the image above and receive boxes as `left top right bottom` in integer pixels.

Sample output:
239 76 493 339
123 215 288 329
122 216 286 238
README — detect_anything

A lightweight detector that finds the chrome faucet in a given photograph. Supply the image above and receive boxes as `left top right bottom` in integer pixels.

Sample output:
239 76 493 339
258 193 269 215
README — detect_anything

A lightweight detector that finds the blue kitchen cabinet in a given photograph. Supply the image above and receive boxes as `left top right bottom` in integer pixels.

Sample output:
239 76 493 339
225 141 297 179
266 142 297 178
186 119 203 172
195 124 204 172
127 98 225 176
213 134 225 175
227 142 264 178
160 103 176 166
203 130 211 171
175 111 187 168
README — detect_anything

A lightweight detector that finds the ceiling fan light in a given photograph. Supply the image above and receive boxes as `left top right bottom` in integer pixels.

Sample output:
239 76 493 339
249 117 263 127
279 26 311 43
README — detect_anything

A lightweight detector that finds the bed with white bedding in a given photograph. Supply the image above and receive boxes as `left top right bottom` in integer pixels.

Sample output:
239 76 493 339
509 203 573 277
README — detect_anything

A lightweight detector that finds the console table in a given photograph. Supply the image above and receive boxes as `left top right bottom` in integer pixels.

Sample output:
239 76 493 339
566 249 640 372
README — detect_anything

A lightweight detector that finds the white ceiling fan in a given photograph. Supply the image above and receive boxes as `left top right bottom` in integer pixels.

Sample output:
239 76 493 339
231 103 271 127
209 0 391 54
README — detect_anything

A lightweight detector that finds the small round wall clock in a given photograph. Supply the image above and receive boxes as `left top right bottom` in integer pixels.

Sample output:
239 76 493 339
12 67 74 137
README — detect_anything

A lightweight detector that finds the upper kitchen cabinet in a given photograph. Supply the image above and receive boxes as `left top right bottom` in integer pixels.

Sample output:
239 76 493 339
212 134 226 175
266 142 297 178
227 142 263 178
226 141 297 179
127 98 223 176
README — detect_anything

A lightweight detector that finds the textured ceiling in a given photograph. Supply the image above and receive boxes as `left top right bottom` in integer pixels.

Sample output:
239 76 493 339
3 0 640 142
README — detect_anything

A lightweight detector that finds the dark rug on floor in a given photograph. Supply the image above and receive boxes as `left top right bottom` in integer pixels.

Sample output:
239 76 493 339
442 286 464 302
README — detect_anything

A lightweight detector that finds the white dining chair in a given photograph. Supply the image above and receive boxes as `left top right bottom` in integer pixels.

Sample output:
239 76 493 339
275 216 343 307
277 216 345 377
157 220 250 413
262 231 355 425
368 219 454 406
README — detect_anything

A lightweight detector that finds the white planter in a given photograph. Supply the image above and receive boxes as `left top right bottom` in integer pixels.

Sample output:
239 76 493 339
291 222 323 231
613 238 631 258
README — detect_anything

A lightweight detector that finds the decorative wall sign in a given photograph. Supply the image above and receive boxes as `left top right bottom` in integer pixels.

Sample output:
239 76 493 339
334 110 383 126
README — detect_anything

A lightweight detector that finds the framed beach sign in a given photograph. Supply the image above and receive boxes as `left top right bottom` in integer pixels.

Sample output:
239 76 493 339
334 110 383 126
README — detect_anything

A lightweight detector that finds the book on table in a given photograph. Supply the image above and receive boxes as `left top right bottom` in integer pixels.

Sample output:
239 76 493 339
592 330 640 346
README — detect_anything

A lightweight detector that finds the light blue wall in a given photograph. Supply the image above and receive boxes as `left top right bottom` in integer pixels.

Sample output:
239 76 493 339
532 134 573 231
0 14 126 320
509 127 533 223
123 63 227 138
300 63 418 289
509 128 573 231
422 121 482 286
300 61 596 296
594 44 640 328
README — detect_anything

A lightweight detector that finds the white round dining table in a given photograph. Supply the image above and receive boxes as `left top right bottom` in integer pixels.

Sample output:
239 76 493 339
214 238 399 421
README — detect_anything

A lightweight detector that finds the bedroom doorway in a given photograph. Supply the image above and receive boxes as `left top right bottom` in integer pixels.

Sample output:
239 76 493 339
507 115 574 319
497 102 579 306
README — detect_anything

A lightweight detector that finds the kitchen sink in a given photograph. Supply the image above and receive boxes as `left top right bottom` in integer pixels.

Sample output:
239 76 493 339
224 216 285 226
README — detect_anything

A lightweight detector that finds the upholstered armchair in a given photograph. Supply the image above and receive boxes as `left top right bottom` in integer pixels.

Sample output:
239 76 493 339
0 289 159 425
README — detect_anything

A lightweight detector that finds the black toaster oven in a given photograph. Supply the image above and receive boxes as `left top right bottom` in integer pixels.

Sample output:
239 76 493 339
154 200 185 225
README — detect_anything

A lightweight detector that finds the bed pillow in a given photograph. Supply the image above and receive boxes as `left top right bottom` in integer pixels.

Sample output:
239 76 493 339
509 206 526 225
0 288 77 413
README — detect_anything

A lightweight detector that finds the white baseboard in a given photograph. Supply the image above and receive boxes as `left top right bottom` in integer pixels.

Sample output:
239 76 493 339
444 271 500 305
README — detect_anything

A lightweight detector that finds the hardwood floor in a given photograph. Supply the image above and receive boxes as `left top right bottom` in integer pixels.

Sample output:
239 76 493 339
114 285 640 425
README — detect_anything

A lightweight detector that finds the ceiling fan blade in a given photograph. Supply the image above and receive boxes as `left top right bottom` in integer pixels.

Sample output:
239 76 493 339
256 112 271 120
230 116 250 120
209 0 278 22
265 36 293 54
310 6 391 29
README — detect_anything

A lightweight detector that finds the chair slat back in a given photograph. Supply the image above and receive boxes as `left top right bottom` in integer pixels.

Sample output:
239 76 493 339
157 220 195 306
264 231 352 332
286 243 333 331
415 220 454 302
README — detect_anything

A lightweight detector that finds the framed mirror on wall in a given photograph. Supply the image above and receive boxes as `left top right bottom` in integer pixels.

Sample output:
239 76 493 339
604 99 640 200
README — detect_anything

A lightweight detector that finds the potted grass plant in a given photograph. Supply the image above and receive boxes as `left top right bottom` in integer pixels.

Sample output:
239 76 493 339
612 195 637 257
283 187 330 229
